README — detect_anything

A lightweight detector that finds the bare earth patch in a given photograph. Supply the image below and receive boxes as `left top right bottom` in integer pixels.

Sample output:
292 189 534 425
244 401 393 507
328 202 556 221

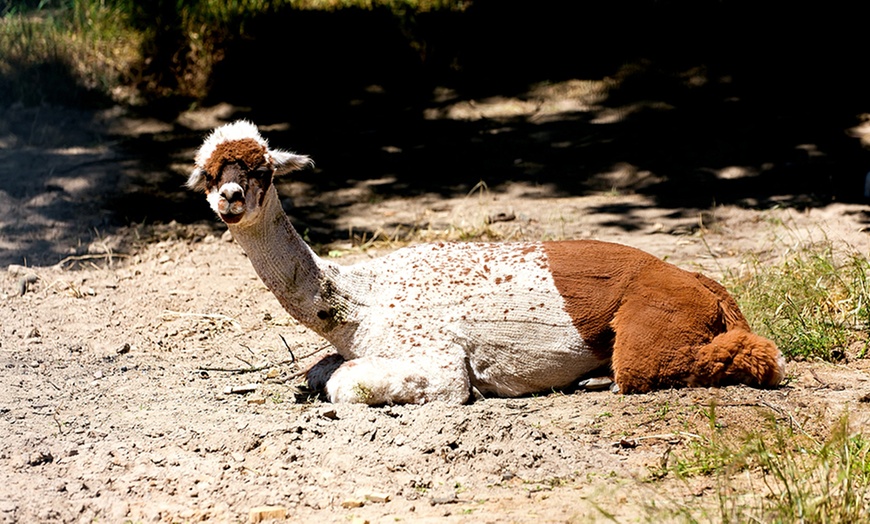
1 106 870 523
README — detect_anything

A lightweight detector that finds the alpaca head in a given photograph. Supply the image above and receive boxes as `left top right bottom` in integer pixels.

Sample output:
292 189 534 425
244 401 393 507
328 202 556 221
188 120 312 226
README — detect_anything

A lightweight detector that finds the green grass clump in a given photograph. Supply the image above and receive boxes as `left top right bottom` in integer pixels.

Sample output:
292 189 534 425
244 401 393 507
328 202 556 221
1 1 140 105
729 243 870 361
656 410 870 524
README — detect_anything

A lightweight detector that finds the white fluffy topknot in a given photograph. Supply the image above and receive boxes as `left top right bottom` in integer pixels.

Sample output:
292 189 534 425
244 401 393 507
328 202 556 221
193 120 267 171
188 120 313 191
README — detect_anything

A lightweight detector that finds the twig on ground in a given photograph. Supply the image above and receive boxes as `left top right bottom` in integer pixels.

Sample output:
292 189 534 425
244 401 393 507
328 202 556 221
196 343 330 385
268 369 308 384
54 253 128 269
234 355 253 368
614 431 704 448
279 334 295 363
52 414 66 435
636 432 704 442
808 368 844 389
198 358 297 375
810 368 828 387
161 310 241 331
756 400 819 444
294 343 331 361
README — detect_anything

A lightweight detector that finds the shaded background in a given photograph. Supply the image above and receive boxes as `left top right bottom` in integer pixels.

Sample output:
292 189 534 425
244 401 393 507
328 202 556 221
1 0 869 265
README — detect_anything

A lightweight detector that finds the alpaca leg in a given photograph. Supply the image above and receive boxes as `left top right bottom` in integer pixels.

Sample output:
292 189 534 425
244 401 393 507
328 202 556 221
610 296 785 393
305 353 345 391
613 328 784 393
323 352 471 405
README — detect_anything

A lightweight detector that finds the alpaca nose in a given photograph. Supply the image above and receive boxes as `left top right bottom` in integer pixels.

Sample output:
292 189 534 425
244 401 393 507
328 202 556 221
220 184 244 203
215 182 246 219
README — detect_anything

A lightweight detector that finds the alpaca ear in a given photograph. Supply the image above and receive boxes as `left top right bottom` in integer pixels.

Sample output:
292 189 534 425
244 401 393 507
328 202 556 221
271 149 314 176
187 167 206 191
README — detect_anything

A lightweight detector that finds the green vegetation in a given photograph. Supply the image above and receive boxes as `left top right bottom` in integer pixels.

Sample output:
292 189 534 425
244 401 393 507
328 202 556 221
0 1 140 105
1 0 468 105
728 242 870 362
654 409 870 524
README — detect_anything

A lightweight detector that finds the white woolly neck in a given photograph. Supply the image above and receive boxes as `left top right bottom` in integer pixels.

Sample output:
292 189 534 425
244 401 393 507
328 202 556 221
225 185 345 341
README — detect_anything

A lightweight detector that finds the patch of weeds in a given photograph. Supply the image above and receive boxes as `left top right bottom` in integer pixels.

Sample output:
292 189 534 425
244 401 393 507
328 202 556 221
728 242 870 361
655 401 671 420
651 407 870 524
352 383 374 404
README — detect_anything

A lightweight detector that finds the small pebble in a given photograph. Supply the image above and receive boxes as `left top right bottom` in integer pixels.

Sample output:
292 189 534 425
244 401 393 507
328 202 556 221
248 505 286 523
28 449 53 466
18 273 38 296
365 492 391 503
224 384 258 395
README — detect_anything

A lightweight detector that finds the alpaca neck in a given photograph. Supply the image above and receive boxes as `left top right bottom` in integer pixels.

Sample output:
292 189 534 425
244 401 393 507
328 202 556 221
226 185 354 344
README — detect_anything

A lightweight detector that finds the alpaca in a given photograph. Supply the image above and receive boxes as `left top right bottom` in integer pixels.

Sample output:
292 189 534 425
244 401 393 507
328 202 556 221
188 120 786 405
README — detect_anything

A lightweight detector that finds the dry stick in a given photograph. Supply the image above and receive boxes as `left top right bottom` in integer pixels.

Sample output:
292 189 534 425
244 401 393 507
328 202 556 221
755 400 819 444
197 341 332 392
293 342 332 362
234 355 253 368
614 431 704 447
635 431 704 442
54 253 128 269
52 414 66 436
161 310 241 330
197 343 331 375
198 360 294 374
269 369 308 384
43 279 83 298
808 367 843 390
279 334 296 364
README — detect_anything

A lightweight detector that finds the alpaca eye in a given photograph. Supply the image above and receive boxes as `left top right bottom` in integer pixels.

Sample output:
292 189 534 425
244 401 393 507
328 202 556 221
251 167 272 179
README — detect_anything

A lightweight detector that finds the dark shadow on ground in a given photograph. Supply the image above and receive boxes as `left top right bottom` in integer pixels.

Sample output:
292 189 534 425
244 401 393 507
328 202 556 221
1 1 868 266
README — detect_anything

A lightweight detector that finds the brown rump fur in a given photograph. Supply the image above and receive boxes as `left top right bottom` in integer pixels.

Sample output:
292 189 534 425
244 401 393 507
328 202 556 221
543 240 783 393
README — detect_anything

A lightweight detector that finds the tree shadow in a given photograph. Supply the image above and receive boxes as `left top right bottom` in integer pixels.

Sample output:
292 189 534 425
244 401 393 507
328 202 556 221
2 1 868 266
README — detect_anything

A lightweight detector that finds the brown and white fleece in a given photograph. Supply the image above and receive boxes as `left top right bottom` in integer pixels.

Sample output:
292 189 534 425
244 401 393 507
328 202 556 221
188 120 786 405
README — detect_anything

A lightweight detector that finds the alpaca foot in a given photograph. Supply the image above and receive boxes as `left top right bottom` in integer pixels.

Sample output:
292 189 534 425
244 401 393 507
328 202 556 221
577 376 614 391
305 353 345 391
325 355 471 405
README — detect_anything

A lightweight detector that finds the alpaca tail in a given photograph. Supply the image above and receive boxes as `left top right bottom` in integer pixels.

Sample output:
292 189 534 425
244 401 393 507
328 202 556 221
688 328 786 388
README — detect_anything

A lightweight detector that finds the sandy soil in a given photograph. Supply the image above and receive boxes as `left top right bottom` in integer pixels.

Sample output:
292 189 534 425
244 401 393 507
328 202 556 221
2 103 870 523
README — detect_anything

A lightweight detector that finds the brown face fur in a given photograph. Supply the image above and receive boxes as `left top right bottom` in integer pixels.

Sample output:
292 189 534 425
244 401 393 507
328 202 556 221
204 139 268 179
202 139 274 226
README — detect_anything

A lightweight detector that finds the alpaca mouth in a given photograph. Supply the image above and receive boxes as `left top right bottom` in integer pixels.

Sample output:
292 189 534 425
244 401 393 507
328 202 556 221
220 212 243 224
217 198 245 224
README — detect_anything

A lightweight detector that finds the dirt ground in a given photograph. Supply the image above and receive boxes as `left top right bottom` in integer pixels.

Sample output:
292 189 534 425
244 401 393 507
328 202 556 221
2 99 870 523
